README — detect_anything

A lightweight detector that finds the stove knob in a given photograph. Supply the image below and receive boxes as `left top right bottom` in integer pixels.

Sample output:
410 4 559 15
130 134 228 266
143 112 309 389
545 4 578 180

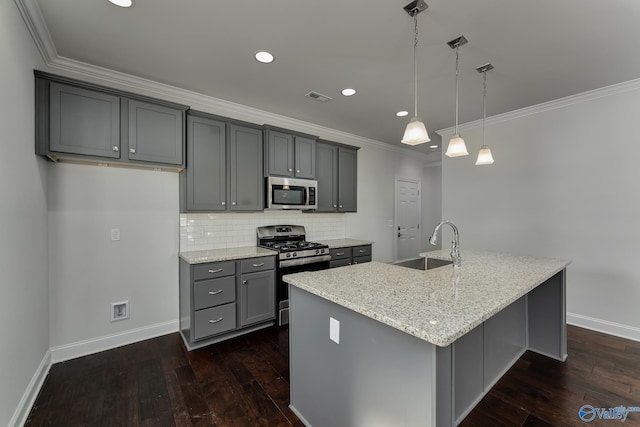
315 249 319 254
292 252 297 257
286 253 291 258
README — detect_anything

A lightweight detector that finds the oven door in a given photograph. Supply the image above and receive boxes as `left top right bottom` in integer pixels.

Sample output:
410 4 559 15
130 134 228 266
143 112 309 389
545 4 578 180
277 258 330 325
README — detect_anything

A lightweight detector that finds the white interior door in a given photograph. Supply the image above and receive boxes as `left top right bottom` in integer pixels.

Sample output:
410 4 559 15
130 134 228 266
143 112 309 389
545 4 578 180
395 177 421 261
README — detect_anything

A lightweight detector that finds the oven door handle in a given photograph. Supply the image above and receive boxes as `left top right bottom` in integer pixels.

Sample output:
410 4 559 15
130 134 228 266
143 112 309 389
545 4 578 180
280 254 332 268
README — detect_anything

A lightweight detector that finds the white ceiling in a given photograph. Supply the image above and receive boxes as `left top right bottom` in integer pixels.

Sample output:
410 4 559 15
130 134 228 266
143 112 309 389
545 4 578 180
27 0 640 152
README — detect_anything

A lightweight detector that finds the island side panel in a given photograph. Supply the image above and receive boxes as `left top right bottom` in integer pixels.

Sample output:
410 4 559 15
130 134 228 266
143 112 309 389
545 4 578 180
289 286 437 427
527 269 567 360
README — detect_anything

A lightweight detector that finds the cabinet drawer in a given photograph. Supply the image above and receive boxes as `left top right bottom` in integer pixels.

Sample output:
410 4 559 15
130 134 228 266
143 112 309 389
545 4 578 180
194 303 236 340
353 245 371 257
352 255 372 265
240 256 275 273
193 261 235 281
194 276 236 310
330 248 352 260
330 259 351 269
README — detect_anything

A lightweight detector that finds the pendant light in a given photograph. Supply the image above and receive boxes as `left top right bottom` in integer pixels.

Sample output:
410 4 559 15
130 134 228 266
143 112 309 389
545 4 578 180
475 63 495 165
401 1 430 145
445 36 469 157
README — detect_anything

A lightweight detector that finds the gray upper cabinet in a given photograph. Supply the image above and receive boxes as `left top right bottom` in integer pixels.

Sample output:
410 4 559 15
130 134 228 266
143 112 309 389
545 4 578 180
229 124 264 211
180 112 264 213
126 99 184 165
265 127 316 179
36 71 187 171
315 141 359 212
49 82 121 159
182 115 227 211
338 146 357 212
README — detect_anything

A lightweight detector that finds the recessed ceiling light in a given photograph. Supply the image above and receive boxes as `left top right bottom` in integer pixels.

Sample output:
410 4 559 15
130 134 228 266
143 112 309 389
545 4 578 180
108 0 134 7
396 111 409 117
341 88 356 96
255 51 274 64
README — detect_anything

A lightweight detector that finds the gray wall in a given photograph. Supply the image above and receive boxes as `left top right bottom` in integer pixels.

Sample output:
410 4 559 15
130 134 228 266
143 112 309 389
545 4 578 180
421 161 442 253
439 83 640 340
0 2 49 425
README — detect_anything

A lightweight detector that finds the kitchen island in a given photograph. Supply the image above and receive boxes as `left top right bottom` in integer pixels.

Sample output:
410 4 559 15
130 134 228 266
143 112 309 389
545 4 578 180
283 250 570 427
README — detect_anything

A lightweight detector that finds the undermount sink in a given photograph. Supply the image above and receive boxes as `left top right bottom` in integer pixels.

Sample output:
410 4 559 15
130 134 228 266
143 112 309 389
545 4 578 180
391 257 453 271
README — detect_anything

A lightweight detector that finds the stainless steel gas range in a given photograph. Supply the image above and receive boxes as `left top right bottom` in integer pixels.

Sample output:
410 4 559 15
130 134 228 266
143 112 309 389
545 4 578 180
257 225 330 325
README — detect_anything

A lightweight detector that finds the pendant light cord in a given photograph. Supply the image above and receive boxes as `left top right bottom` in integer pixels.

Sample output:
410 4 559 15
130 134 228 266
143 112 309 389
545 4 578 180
482 71 487 147
413 14 418 118
454 47 460 134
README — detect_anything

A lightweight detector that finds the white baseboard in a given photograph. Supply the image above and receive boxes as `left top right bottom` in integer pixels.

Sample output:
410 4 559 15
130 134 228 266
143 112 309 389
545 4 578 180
10 349 51 427
567 312 640 342
51 320 179 363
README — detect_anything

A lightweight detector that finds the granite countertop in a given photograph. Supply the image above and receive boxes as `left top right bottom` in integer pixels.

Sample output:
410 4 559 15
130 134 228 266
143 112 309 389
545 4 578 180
317 239 374 249
283 250 570 347
179 246 277 264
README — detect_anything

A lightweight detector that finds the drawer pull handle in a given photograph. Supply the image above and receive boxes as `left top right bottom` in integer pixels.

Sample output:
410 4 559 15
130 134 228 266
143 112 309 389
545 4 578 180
359 249 366 253
252 262 265 268
208 290 223 295
208 268 223 274
208 318 223 324
336 252 345 256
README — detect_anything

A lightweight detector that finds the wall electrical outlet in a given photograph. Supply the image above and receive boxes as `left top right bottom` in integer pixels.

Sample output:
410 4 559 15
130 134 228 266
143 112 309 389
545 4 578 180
110 301 129 322
330 317 340 344
110 228 121 241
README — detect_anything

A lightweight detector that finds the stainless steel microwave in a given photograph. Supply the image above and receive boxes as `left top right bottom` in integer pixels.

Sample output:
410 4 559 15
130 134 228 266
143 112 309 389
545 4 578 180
266 176 318 210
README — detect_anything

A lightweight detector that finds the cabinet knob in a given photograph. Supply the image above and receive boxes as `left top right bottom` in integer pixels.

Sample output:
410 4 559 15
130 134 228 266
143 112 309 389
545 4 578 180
112 146 119 152
296 169 300 173
339 205 343 208
232 202 237 206
242 280 247 285
221 201 226 206
288 168 292 172
333 204 337 208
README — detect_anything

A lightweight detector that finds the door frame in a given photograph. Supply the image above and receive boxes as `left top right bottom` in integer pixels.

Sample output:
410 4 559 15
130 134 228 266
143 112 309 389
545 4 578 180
393 176 422 262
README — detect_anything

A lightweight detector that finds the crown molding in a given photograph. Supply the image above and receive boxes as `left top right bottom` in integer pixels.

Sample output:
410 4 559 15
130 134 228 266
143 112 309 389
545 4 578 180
14 0 429 161
436 77 640 137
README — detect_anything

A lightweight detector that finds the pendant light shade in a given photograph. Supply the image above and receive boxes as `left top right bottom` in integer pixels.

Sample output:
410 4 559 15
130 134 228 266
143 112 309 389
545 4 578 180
475 145 494 165
445 36 468 157
475 63 495 166
402 117 430 145
401 2 430 145
446 134 469 157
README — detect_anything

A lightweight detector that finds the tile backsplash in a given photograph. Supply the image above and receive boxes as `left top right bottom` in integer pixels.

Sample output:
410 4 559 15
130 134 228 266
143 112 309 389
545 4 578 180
180 211 347 252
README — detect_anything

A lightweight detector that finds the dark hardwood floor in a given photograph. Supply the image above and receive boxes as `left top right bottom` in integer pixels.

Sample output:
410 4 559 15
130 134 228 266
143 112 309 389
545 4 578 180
26 325 640 426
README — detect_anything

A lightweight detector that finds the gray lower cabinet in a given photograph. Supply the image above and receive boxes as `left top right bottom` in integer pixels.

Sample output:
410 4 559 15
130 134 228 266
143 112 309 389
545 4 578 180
329 244 372 268
180 112 263 212
36 71 187 170
265 127 316 179
179 256 276 350
315 141 359 212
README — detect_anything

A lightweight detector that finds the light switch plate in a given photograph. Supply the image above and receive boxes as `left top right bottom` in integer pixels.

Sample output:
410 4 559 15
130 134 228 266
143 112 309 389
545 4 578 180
111 228 121 241
330 317 340 344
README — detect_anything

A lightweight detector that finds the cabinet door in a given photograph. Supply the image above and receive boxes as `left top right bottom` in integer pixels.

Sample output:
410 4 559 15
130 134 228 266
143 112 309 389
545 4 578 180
315 142 338 212
338 147 358 212
127 99 184 165
49 82 120 158
239 270 276 327
184 115 227 211
294 136 316 178
266 130 294 177
229 124 264 211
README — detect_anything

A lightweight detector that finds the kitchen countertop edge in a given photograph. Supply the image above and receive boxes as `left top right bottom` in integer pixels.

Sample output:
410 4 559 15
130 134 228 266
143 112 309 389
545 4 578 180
317 238 374 249
179 246 277 264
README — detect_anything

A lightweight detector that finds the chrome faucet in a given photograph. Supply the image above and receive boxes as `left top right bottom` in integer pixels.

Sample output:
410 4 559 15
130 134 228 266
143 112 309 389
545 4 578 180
429 220 462 268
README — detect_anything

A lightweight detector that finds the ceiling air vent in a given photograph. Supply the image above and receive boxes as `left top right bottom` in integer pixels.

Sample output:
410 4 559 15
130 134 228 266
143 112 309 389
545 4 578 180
305 91 332 103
